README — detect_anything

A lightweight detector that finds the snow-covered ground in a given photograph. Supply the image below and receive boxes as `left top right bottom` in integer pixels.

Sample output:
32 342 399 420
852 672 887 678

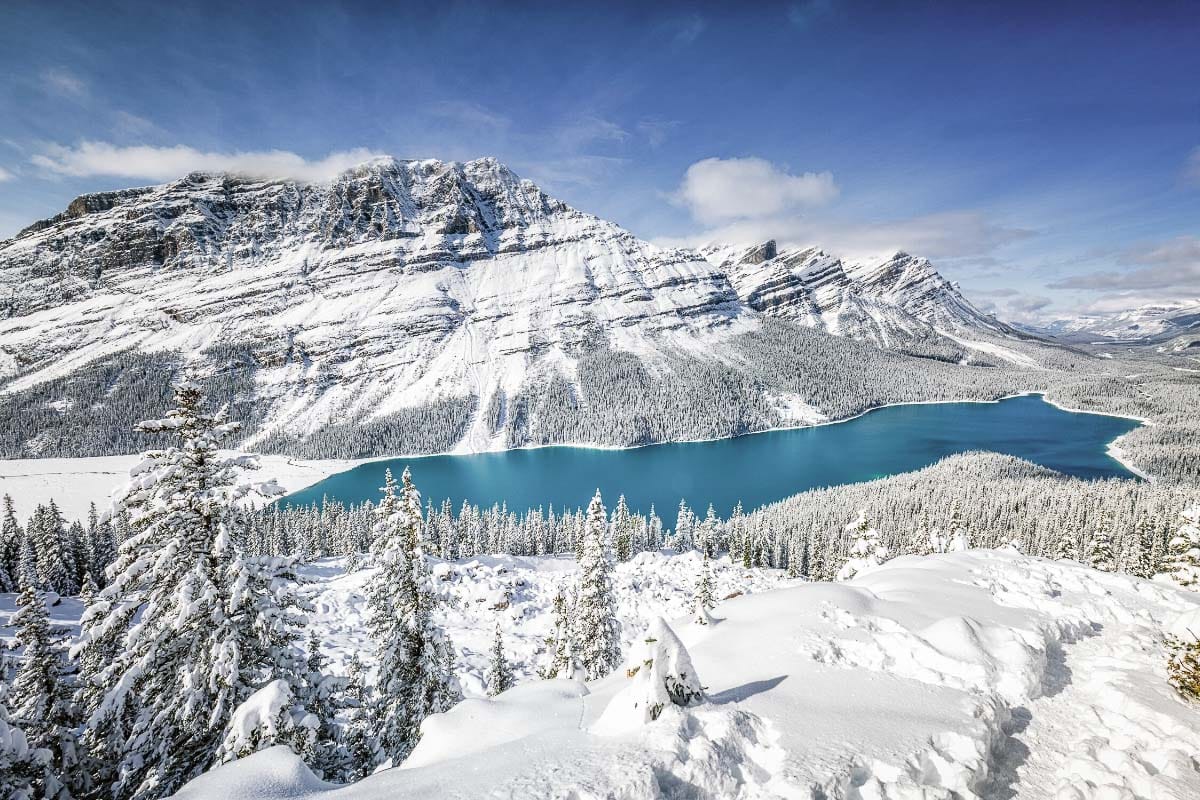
169 550 1200 799
0 453 364 521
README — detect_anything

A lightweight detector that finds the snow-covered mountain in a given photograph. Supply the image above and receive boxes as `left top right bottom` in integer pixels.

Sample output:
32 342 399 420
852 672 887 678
0 157 1040 456
1034 300 1200 343
700 240 1014 349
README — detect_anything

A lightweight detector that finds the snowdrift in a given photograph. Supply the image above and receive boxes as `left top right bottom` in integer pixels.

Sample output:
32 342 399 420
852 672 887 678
166 551 1200 798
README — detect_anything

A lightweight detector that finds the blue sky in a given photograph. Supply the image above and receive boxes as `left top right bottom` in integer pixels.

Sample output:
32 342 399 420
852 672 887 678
1 0 1197 322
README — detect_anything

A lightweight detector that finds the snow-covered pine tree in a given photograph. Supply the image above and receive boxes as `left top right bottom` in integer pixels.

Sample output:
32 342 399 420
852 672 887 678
340 653 381 782
612 495 633 562
0 494 18 593
16 533 38 593
907 509 935 556
837 511 888 581
1165 505 1200 588
0 639 44 800
1166 610 1200 702
694 552 716 625
486 622 516 697
576 490 622 681
1087 511 1116 572
286 633 348 780
30 504 70 596
71 380 298 800
539 585 584 680
592 618 705 734
698 504 720 558
672 501 694 553
366 467 461 765
9 586 80 799
1054 525 1079 562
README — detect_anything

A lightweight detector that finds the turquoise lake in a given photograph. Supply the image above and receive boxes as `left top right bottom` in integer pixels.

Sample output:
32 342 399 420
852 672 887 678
282 394 1141 516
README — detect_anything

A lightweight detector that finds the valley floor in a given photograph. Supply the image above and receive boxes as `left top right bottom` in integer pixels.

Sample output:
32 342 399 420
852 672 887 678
151 550 1200 800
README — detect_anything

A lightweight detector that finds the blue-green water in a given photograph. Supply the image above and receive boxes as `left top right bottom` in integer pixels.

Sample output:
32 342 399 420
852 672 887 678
283 394 1140 516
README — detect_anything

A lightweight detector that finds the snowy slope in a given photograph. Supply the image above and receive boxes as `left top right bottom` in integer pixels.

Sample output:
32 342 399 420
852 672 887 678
172 551 1200 799
0 158 748 448
701 240 1023 356
0 159 1041 458
1037 300 1200 343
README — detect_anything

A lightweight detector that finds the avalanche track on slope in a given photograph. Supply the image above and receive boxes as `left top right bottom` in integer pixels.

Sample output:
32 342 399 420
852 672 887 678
173 551 1200 799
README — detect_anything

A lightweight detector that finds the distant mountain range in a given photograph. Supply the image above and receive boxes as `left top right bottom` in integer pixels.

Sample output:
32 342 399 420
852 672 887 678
0 157 1049 456
1024 301 1200 344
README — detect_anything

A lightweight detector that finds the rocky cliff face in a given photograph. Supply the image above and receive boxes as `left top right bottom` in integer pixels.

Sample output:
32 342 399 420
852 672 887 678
701 241 1013 350
0 157 1035 455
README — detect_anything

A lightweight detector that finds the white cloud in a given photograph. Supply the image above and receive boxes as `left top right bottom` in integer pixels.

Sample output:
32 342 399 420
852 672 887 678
42 67 86 96
1186 146 1200 185
0 166 13 182
660 207 1030 265
31 142 388 182
675 157 838 225
1050 236 1200 294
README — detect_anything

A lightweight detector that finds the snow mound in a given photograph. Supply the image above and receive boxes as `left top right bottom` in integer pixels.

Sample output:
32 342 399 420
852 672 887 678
172 746 331 800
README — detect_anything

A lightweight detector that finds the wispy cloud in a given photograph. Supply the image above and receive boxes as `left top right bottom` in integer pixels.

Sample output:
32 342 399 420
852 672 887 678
428 100 512 131
41 67 87 97
674 157 838 226
0 166 13 182
670 14 707 47
552 116 629 152
1050 235 1200 292
1186 145 1200 185
637 118 680 148
787 0 834 28
30 142 388 182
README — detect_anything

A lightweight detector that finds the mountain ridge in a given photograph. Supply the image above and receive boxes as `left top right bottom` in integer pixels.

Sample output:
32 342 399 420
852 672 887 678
0 156 1053 458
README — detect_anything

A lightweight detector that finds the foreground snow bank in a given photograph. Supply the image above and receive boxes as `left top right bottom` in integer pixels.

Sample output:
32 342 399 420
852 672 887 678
178 551 1200 799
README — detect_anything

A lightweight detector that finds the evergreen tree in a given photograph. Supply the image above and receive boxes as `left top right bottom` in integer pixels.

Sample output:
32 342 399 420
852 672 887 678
1165 505 1200 588
17 533 38 592
340 654 381 781
0 639 44 800
72 381 300 800
485 622 516 697
539 585 584 680
32 504 70 595
1087 511 1116 572
294 633 348 780
366 467 460 765
837 511 888 581
1054 526 1079 562
0 494 18 593
612 495 633 562
10 586 80 799
694 552 716 625
575 490 622 680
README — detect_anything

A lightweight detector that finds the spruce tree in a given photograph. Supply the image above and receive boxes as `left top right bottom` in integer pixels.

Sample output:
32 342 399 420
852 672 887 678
10 586 80 799
72 381 301 800
341 653 381 781
366 467 460 765
486 622 516 697
1165 505 1200 588
694 552 716 625
1087 512 1116 572
539 585 584 680
612 495 633 562
0 639 44 800
837 511 888 581
575 490 622 680
0 494 18 593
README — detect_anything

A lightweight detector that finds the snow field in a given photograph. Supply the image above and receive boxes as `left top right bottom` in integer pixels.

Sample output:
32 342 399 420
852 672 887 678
172 550 1200 799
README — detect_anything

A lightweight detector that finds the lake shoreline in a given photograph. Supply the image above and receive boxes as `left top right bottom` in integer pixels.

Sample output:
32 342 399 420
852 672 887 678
277 389 1150 481
282 394 1144 514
